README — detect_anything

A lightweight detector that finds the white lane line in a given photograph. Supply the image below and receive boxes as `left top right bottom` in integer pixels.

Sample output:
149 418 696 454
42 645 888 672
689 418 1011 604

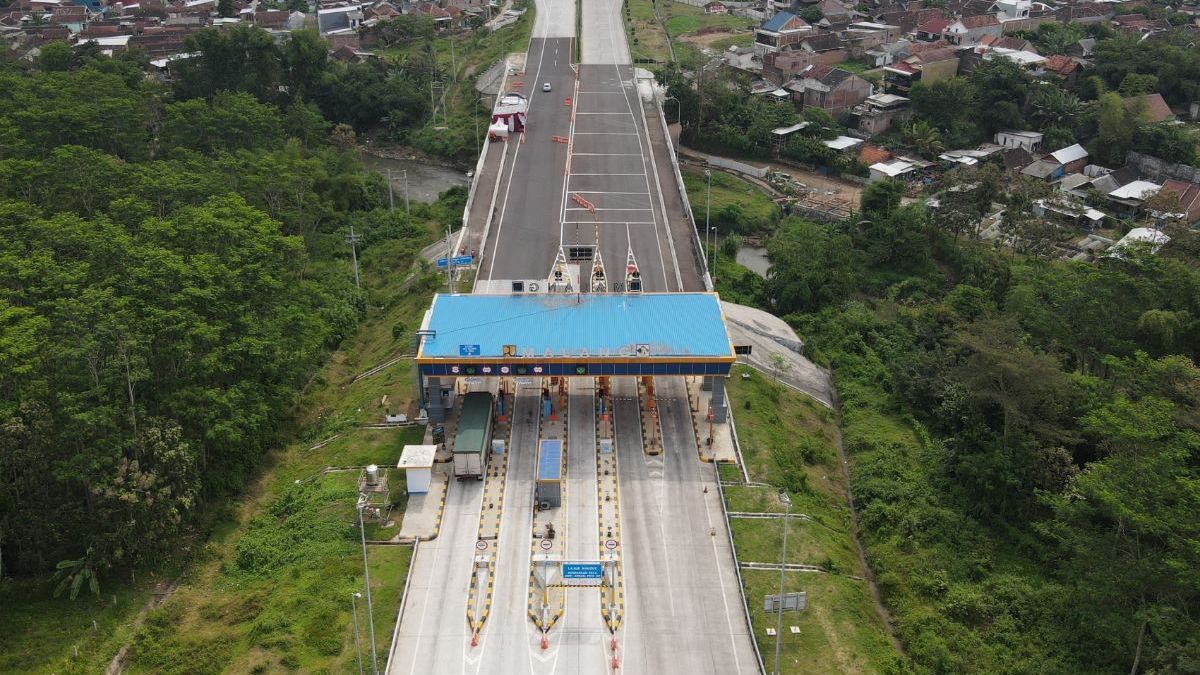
571 132 639 135
564 220 656 225
572 152 643 156
571 191 652 195
568 172 647 176
634 81 684 291
486 39 554 283
573 112 629 115
566 207 654 212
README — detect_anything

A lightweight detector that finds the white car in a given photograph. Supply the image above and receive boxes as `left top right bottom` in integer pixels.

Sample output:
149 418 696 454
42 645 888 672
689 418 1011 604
542 82 552 92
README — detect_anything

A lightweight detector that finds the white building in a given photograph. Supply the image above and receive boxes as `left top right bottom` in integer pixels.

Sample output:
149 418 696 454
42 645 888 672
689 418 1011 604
398 444 437 494
995 130 1044 152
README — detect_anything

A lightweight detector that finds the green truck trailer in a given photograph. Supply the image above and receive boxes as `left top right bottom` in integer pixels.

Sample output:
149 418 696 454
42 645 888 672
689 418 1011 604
452 391 494 480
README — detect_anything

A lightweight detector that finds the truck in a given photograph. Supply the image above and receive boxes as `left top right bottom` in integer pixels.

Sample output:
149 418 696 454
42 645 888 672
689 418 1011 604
452 391 494 480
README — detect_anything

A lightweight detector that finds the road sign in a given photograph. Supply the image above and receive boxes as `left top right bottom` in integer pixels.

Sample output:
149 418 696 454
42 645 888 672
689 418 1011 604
476 540 489 551
562 563 603 579
539 539 553 551
459 344 481 356
452 255 474 266
765 592 807 613
604 539 618 551
435 258 448 269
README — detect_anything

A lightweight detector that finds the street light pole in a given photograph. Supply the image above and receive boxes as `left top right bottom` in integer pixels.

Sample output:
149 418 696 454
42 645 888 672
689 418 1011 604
705 169 712 279
773 490 791 675
403 169 410 217
350 592 365 675
357 498 379 675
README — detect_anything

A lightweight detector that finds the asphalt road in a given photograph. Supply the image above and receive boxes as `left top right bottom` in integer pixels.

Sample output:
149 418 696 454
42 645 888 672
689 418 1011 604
478 36 576 285
389 474 481 675
614 377 759 674
555 379 608 675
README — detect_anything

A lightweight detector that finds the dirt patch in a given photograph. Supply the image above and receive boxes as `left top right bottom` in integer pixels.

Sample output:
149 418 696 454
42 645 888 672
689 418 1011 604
676 29 745 47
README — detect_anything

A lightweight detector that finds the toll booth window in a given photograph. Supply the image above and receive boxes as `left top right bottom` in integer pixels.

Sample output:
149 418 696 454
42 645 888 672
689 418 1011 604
516 366 528 375
511 281 524 292
464 366 477 375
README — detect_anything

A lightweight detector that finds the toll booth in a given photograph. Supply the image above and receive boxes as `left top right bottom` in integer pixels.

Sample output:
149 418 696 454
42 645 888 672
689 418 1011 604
536 439 562 508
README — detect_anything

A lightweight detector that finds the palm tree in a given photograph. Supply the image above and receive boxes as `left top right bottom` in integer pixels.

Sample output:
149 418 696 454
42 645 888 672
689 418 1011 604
902 120 945 159
52 547 102 600
1029 86 1084 130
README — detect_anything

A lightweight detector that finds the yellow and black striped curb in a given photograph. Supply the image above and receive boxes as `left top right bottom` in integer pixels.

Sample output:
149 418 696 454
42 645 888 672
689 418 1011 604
416 475 451 542
466 392 514 633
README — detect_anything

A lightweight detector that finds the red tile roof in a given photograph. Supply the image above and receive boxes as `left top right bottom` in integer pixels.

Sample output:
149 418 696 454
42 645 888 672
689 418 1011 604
917 17 951 33
1043 55 1079 75
859 144 892 165
1125 93 1174 124
959 14 999 28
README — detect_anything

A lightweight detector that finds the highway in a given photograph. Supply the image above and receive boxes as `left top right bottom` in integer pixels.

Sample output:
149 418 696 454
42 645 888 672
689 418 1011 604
615 377 758 673
470 385 546 674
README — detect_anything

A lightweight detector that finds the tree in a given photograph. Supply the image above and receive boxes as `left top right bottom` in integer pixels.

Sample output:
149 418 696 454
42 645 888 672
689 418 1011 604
798 6 822 23
37 41 74 72
860 177 904 218
1093 91 1134 166
765 218 862 313
1029 86 1083 131
217 0 233 16
901 120 945 159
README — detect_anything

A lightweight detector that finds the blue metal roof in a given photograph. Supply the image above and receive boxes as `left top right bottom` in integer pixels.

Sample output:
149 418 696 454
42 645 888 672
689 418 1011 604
418 293 733 360
762 11 798 32
538 440 562 481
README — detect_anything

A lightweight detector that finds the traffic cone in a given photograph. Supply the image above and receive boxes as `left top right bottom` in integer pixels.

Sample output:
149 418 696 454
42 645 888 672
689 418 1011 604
471 632 479 647
611 656 620 670
611 636 617 652
541 634 549 650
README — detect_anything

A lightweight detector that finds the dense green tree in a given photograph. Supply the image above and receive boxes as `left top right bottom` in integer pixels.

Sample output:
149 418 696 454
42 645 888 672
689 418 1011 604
765 218 862 313
1093 91 1134 166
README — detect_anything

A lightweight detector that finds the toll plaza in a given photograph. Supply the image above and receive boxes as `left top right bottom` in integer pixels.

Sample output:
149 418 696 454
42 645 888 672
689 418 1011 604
414 292 737 420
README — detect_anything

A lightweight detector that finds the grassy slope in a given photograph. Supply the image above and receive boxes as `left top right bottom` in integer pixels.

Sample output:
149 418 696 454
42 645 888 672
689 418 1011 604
682 167 779 233
724 366 905 674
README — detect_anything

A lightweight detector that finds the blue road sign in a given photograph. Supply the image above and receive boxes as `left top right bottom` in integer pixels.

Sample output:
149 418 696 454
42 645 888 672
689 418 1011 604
562 563 603 579
459 344 481 357
436 256 474 269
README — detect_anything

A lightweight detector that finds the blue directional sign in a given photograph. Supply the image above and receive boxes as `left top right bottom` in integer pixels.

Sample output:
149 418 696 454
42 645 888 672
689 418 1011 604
436 255 474 269
459 344 481 356
562 563 603 579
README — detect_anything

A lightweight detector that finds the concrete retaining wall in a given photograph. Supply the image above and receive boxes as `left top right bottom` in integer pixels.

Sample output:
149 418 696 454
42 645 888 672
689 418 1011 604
1127 151 1200 184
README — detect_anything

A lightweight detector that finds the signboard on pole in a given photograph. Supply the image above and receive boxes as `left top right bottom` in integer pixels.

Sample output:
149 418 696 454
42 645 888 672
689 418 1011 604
764 592 807 613
452 255 474 266
562 563 603 579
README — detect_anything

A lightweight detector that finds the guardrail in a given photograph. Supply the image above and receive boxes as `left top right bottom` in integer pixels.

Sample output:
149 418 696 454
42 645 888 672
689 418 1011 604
654 99 713 291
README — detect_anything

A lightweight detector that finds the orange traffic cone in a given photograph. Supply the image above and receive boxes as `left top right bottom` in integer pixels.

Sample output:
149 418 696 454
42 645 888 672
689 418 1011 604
471 632 479 647
541 633 549 650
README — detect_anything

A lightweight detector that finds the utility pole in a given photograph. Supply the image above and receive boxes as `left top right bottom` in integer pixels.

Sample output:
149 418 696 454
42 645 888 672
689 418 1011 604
350 592 365 675
773 490 791 675
346 226 362 289
356 498 379 674
403 169 410 217
451 40 457 82
386 169 394 211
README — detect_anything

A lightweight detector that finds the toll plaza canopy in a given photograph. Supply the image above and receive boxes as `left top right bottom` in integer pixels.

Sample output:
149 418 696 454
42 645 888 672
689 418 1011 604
416 292 735 377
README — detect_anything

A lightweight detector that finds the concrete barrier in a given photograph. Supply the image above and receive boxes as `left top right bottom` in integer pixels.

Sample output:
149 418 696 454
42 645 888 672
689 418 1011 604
655 99 714 290
706 155 768 179
383 539 420 673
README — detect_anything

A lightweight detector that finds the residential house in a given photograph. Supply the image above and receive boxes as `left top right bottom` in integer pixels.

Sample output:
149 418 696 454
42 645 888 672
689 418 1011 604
882 46 959 94
1111 227 1170 255
993 0 1030 19
1067 37 1097 58
944 14 1001 44
317 3 362 34
1124 93 1175 124
1022 158 1064 181
754 11 812 55
785 63 873 116
995 130 1043 152
1049 143 1088 174
1042 54 1080 85
852 92 910 134
915 16 950 40
795 32 846 63
1106 180 1162 219
978 33 1035 51
869 157 917 182
859 143 892 166
703 1 728 13
1033 197 1107 229
1161 179 1200 223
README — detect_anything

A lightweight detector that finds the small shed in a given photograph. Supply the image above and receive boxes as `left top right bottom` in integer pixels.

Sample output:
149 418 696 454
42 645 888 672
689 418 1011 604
536 439 562 508
398 444 437 494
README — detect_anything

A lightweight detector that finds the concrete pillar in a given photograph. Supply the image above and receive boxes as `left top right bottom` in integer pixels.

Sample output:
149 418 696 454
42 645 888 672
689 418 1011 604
711 377 727 423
